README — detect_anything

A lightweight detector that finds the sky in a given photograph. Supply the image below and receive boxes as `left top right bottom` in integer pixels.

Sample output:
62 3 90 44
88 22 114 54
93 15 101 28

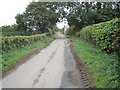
0 0 64 29
0 0 32 26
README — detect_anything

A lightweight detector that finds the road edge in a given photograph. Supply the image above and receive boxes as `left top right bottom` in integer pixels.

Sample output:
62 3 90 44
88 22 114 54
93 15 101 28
2 39 55 77
69 39 96 88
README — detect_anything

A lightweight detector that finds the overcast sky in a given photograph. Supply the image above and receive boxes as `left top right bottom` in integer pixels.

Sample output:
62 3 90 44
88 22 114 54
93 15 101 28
0 0 65 29
0 0 34 27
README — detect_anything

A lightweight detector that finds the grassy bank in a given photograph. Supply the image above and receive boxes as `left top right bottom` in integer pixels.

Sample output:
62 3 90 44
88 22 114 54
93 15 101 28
72 38 119 88
2 37 53 70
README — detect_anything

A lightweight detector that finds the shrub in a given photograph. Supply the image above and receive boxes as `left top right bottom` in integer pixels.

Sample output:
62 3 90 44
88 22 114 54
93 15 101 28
2 34 47 52
79 18 120 55
66 25 76 36
79 18 120 88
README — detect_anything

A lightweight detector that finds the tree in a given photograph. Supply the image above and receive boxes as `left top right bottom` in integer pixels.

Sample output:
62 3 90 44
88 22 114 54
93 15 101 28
15 2 60 33
66 2 98 32
15 14 27 31
64 2 120 35
15 2 120 34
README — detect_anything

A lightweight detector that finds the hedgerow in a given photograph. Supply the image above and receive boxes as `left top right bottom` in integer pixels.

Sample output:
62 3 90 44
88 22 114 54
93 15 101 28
79 18 120 56
2 33 48 52
1 33 53 70
80 18 120 54
77 18 120 88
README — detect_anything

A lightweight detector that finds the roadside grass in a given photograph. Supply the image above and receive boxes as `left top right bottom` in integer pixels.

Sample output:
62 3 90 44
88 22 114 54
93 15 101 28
2 37 53 71
72 38 119 88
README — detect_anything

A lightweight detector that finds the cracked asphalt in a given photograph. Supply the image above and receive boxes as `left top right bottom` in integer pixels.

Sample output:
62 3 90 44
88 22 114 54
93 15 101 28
1 33 84 88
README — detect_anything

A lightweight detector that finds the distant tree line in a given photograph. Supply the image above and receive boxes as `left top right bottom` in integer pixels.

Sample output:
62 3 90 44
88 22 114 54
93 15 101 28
1 2 120 36
2 2 62 36
64 2 120 35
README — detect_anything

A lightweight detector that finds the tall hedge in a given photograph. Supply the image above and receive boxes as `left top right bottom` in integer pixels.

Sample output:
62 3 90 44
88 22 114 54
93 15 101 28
79 18 120 55
2 34 48 52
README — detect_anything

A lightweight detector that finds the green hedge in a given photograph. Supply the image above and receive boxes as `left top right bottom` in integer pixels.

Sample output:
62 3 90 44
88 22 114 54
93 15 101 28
79 18 120 55
2 34 48 52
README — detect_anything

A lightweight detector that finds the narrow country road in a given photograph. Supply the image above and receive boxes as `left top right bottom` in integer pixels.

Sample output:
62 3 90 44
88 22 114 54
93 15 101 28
2 33 84 88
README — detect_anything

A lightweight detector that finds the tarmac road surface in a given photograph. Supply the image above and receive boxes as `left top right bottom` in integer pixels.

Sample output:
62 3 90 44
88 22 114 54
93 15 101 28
1 33 84 88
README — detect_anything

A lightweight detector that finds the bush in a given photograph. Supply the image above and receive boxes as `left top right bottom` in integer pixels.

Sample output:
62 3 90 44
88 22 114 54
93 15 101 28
66 25 76 36
1 25 49 36
79 18 120 55
2 34 47 52
78 18 120 88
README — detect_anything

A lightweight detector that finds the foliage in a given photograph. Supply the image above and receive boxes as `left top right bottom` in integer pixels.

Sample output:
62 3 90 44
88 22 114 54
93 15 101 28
1 25 18 36
72 38 119 88
1 25 17 31
2 36 53 70
15 2 60 33
65 2 120 33
1 24 58 36
66 25 76 36
79 18 120 56
15 14 27 31
48 26 60 35
2 33 48 52
3 2 120 35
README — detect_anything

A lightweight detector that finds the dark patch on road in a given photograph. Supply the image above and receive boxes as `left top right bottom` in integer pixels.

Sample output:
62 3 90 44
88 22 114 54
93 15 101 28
60 40 84 88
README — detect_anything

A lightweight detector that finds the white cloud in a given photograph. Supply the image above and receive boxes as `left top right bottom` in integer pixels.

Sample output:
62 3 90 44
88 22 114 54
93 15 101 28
0 0 34 26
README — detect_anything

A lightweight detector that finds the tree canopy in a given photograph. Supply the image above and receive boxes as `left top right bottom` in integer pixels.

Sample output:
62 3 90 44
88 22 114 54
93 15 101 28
65 2 120 35
15 2 62 33
9 1 120 35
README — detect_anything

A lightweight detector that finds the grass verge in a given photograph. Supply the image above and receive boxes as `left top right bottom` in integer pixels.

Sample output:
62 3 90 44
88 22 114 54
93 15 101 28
2 37 53 71
72 37 119 88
